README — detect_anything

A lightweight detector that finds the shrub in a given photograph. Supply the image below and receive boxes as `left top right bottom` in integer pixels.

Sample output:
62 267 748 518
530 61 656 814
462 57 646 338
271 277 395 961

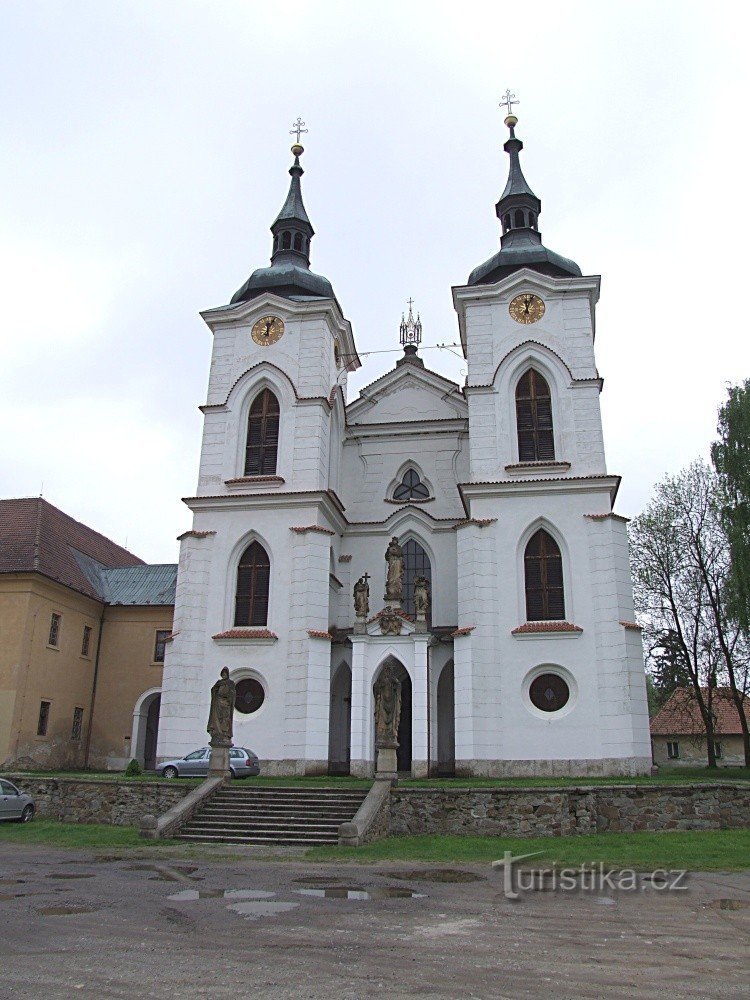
124 758 142 777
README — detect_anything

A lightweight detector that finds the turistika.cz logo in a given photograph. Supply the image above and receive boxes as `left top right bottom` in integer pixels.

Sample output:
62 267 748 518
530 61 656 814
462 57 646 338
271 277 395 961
492 852 689 900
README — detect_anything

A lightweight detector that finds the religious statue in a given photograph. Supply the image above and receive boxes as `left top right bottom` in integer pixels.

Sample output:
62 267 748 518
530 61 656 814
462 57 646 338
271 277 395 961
374 664 402 747
207 667 236 747
414 575 430 620
353 573 370 618
379 607 403 636
384 536 405 603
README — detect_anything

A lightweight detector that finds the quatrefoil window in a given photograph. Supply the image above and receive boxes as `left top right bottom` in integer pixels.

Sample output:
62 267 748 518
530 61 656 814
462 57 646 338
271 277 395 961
393 469 430 502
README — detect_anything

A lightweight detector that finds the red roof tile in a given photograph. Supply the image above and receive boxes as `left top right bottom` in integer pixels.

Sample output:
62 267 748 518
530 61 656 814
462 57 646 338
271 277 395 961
650 687 749 736
0 498 143 600
511 621 583 634
211 629 278 640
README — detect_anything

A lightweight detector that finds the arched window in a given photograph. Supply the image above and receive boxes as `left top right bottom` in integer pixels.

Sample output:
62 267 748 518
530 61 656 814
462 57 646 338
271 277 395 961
504 213 511 231
514 209 525 227
234 541 270 626
516 369 554 462
293 233 303 251
524 529 564 621
282 231 292 249
403 539 432 621
393 468 430 502
529 212 536 229
244 389 280 476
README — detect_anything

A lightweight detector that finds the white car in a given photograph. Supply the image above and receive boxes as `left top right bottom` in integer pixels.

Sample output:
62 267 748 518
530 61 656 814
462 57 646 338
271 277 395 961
0 779 35 822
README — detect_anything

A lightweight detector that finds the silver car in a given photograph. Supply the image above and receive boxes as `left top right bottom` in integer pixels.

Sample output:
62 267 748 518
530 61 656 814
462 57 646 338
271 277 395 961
0 779 35 822
159 747 260 779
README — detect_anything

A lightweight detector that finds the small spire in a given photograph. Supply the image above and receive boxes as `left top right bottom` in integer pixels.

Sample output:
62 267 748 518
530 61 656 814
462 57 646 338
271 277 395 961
270 119 315 267
494 91 542 245
397 298 424 367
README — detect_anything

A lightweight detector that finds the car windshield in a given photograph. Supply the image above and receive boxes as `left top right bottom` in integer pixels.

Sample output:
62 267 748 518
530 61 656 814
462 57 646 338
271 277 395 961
184 750 206 760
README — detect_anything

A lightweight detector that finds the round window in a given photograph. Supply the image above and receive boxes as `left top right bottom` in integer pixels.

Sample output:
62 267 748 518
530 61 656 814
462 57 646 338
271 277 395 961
529 673 570 713
235 678 265 715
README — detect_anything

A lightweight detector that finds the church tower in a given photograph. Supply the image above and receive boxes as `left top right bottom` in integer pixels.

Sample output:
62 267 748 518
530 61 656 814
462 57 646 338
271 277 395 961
157 127 360 772
450 98 651 775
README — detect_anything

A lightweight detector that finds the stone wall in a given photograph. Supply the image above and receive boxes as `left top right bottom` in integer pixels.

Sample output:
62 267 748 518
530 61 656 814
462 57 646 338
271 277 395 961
389 783 750 838
5 776 191 827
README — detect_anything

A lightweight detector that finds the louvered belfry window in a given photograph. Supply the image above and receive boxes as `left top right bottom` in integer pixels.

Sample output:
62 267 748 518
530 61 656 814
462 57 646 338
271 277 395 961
244 389 280 476
516 369 554 462
234 542 271 626
524 529 565 621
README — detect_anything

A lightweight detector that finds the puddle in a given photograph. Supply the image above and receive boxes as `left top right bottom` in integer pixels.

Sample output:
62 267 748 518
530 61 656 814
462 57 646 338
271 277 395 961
227 901 299 920
707 898 749 911
388 869 484 884
47 873 95 880
297 886 425 900
36 905 97 916
595 897 617 906
168 889 274 902
124 863 202 883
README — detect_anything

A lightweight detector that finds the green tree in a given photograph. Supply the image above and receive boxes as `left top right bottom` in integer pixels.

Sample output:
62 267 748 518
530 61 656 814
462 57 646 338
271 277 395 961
712 379 750 632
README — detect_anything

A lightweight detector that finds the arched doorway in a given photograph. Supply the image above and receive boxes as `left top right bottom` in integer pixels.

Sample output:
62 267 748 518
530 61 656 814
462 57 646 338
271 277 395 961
436 661 455 777
328 663 352 775
131 688 161 771
373 659 412 773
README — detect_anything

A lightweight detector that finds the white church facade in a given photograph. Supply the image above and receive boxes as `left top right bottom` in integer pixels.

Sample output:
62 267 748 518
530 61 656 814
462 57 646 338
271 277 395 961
157 112 651 778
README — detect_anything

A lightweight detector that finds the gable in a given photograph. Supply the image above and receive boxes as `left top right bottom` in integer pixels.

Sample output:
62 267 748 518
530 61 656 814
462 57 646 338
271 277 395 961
347 365 467 426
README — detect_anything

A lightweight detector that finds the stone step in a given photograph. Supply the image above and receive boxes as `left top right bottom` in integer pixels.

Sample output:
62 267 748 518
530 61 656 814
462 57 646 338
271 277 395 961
184 820 342 834
175 832 339 844
213 790 367 801
199 805 358 816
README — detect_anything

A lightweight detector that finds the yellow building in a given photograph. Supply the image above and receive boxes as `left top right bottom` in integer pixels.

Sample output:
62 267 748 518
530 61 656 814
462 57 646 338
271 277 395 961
0 498 175 770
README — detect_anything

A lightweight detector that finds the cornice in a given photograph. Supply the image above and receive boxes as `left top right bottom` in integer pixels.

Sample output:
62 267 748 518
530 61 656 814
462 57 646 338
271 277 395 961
459 474 621 504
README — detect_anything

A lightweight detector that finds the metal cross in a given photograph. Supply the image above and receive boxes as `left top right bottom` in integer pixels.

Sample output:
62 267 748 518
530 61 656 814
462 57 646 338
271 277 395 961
499 89 519 115
290 117 308 143
407 297 414 311
362 572 371 585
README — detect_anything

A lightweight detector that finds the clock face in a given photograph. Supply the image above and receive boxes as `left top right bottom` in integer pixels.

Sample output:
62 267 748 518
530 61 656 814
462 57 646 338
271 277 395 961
509 293 545 325
251 315 285 346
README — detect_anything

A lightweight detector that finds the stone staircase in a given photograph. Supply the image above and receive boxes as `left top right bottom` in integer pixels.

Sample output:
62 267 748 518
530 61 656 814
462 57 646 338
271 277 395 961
175 784 368 845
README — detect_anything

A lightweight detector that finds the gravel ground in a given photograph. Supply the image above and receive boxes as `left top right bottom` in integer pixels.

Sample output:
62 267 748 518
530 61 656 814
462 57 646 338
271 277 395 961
1 844 748 999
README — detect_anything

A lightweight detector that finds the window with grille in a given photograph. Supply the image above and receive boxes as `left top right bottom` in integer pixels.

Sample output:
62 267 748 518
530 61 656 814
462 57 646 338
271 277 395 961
81 625 92 657
244 389 280 476
48 613 61 647
402 539 432 621
516 369 555 462
234 541 271 626
71 707 83 740
37 701 51 736
393 469 430 502
524 529 565 621
153 629 170 663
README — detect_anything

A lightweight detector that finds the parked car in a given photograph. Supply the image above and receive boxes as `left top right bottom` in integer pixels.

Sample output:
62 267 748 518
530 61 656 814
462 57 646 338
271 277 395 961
159 747 260 779
0 779 35 822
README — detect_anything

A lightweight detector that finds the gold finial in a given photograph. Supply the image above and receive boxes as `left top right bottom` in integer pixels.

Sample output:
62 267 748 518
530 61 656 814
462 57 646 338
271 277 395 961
290 117 308 157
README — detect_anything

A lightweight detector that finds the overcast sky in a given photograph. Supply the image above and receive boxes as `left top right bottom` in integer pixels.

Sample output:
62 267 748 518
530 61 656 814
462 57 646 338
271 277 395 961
2 0 747 563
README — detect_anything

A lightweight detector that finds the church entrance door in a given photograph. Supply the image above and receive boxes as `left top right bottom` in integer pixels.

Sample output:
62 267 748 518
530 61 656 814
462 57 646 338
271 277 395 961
328 663 352 775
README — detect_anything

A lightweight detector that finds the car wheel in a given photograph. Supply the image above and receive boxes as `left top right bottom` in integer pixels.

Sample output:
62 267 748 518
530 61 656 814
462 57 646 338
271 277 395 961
162 766 179 780
20 805 34 823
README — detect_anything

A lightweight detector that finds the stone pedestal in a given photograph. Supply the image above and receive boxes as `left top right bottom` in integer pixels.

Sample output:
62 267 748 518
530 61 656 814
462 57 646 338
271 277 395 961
209 743 231 777
353 619 367 635
375 742 398 782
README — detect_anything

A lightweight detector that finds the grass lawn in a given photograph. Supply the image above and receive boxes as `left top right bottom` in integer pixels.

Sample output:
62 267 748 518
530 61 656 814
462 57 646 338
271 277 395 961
0 819 181 850
308 829 750 871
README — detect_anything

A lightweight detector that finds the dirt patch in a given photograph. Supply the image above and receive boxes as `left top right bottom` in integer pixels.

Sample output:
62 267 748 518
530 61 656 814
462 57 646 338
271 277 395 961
706 898 749 911
36 905 97 916
388 868 485 883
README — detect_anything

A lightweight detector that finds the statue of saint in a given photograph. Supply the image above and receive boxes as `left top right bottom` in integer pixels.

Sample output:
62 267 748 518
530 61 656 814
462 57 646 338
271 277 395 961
384 536 405 602
374 664 402 746
207 667 236 747
353 573 370 618
414 575 430 619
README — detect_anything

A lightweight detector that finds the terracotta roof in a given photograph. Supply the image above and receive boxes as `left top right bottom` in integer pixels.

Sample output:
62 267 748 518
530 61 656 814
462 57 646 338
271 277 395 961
0 497 143 601
308 630 333 639
176 530 216 540
650 687 750 737
290 525 336 535
511 621 583 634
452 625 476 637
211 629 278 640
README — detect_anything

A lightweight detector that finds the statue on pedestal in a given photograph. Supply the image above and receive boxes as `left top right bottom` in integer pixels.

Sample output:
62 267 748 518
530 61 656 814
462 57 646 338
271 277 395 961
207 667 235 748
384 536 404 603
353 573 370 619
414 575 430 621
374 663 402 748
